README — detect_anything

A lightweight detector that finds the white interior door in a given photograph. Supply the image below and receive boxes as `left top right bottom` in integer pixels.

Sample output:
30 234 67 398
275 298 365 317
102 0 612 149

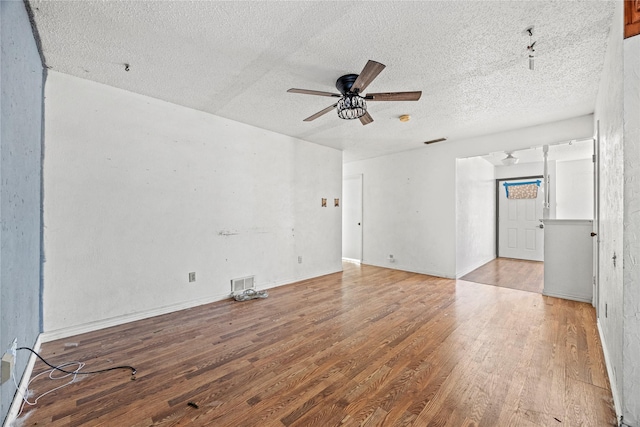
593 125 600 311
498 178 544 261
342 175 362 261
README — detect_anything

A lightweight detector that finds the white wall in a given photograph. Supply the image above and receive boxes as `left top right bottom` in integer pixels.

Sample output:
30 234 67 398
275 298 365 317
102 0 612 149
593 0 624 417
623 33 640 426
455 157 495 277
495 162 544 180
0 2 44 421
344 115 593 278
555 159 593 219
43 72 342 336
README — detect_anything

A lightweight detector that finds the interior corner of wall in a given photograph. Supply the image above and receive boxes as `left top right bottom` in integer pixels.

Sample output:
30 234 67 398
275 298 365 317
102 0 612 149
597 318 622 422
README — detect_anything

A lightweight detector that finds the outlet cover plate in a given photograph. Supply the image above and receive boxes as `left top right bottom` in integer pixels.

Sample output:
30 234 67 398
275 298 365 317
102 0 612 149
1 353 14 384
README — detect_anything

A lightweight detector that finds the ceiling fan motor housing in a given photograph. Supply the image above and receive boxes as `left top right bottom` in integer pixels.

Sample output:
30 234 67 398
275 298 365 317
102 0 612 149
336 74 359 94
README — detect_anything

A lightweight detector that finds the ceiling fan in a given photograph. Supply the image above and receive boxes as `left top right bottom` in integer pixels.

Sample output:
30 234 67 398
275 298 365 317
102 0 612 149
287 60 422 126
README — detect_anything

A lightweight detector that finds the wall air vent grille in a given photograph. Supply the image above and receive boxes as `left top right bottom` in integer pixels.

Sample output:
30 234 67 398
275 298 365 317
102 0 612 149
231 276 255 294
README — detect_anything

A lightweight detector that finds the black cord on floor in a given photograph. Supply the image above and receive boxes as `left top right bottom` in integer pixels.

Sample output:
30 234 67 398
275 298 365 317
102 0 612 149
17 347 137 376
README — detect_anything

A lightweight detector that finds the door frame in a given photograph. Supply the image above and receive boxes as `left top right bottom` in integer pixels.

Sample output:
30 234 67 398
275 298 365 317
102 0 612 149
593 123 600 312
495 175 544 258
342 174 363 262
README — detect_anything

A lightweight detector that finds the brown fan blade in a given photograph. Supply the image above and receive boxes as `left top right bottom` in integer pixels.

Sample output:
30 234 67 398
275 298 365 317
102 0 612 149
288 88 341 98
351 60 386 93
359 111 374 125
365 91 422 101
303 104 338 122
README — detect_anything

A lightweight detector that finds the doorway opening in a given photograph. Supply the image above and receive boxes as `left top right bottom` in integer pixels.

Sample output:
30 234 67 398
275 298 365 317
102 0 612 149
342 174 363 262
456 139 595 294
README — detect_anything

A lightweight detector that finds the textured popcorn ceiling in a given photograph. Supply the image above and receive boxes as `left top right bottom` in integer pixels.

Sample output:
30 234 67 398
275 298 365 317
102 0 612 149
28 1 614 162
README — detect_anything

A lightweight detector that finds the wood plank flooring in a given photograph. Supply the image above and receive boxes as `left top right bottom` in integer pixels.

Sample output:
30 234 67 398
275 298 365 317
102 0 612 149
461 258 544 294
15 263 614 426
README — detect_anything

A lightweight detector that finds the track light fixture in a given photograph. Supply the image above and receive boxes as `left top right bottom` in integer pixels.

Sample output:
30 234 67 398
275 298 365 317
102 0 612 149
526 26 536 71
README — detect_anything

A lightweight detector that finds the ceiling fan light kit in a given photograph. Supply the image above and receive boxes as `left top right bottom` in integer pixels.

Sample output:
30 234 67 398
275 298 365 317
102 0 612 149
502 152 519 166
337 93 367 120
288 60 422 126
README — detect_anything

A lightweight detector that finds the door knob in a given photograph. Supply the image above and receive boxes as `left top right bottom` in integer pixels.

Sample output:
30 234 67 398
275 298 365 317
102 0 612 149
539 224 544 229
591 232 597 237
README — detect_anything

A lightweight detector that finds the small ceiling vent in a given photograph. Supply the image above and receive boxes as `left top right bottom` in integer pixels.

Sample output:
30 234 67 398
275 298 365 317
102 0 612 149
423 137 447 145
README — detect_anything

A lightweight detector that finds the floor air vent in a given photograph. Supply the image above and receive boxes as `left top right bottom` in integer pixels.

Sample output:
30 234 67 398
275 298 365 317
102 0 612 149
231 276 255 294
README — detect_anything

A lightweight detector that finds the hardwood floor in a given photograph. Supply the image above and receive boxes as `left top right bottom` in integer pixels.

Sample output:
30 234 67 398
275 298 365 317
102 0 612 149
461 258 544 294
15 263 614 426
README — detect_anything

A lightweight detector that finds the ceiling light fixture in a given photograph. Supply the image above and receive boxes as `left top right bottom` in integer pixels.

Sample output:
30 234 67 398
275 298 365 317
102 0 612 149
525 26 536 71
336 93 367 120
502 152 519 166
399 115 411 122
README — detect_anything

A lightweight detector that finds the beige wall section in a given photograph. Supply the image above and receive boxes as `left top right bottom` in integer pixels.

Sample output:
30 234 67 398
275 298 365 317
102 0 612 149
42 72 343 336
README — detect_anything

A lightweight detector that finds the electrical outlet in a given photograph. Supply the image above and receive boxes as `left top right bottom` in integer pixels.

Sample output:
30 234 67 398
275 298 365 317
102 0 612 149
1 353 14 385
1 338 18 384
188 272 196 282
298 256 302 264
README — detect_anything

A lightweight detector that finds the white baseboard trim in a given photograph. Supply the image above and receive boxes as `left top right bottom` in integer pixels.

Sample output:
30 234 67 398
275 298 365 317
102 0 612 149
41 293 232 342
41 268 343 343
455 256 496 279
260 268 344 290
362 260 454 279
597 319 622 424
4 334 42 427
542 290 592 304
